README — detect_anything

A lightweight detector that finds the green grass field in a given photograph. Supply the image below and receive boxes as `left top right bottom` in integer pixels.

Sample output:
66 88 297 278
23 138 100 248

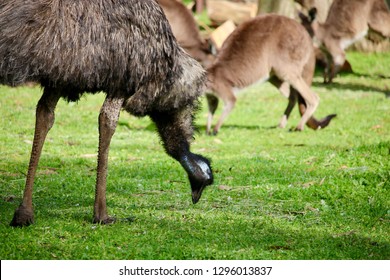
0 52 389 260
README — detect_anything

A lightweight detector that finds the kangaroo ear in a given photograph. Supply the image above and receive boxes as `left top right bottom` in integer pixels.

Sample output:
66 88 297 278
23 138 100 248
308 7 317 22
298 11 308 22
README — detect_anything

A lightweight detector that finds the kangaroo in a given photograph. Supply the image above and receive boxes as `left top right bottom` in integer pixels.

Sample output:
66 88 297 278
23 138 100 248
157 0 214 68
298 7 354 80
206 14 336 135
304 0 390 83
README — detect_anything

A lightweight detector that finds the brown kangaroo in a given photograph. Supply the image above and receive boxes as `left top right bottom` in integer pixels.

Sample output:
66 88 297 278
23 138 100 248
206 14 336 135
304 0 390 83
157 0 214 68
298 7 354 78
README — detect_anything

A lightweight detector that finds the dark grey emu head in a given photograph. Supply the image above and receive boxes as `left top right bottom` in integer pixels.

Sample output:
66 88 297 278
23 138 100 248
0 0 213 226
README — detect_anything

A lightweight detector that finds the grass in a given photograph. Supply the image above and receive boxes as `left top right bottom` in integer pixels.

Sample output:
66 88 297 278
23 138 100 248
0 51 389 260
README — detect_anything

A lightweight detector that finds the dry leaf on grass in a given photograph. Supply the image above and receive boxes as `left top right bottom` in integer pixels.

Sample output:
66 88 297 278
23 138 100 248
218 185 232 191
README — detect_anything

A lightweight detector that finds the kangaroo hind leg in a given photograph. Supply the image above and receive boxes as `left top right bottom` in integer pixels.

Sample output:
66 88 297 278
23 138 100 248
288 76 319 131
210 81 236 135
269 76 296 129
206 93 219 135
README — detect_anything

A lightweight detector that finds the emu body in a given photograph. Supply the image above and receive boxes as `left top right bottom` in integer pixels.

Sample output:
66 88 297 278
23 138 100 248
206 14 336 135
0 0 213 227
304 0 390 83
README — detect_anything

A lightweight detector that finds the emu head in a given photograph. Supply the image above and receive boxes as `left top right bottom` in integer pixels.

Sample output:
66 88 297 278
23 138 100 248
180 153 213 204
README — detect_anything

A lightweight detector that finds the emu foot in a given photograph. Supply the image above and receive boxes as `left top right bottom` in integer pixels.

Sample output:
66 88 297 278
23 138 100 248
92 216 116 225
10 205 34 227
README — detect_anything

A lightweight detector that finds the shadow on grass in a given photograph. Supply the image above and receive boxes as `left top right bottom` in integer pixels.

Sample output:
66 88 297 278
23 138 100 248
2 194 389 259
138 214 390 259
1 142 389 259
117 120 156 131
313 73 390 98
195 124 288 134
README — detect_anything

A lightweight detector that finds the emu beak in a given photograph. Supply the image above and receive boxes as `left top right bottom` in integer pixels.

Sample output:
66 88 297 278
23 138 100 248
190 163 213 204
192 187 205 204
191 172 213 204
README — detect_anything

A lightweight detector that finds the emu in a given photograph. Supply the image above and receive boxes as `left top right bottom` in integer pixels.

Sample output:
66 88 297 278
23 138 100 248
0 0 213 227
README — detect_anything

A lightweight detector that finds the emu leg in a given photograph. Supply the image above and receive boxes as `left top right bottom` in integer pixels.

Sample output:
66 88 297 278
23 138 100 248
93 96 124 224
10 88 61 227
149 108 213 204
